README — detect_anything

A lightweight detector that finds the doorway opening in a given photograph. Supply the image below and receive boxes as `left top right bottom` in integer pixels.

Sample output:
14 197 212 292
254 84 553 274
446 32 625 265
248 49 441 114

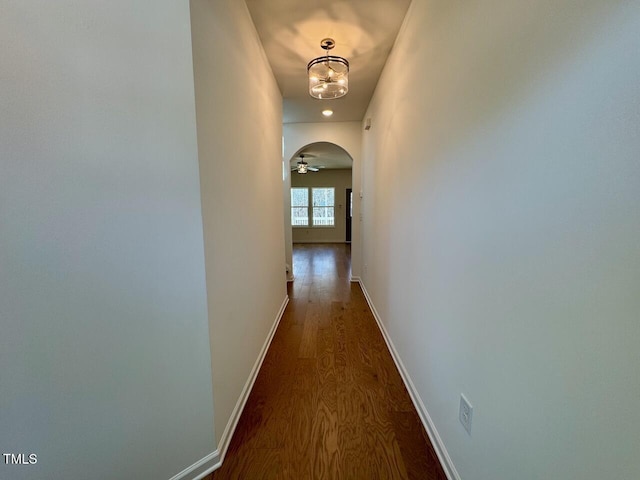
287 142 352 276
288 142 352 244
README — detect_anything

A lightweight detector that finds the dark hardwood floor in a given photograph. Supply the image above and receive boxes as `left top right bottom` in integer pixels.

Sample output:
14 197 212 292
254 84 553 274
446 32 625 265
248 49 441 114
206 243 446 479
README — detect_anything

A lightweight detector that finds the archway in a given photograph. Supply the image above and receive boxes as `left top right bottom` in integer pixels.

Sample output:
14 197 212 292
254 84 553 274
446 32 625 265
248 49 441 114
287 143 353 276
282 122 363 282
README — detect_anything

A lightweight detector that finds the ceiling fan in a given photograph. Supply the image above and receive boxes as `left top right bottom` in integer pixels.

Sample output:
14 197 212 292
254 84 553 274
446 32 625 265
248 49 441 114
292 154 320 174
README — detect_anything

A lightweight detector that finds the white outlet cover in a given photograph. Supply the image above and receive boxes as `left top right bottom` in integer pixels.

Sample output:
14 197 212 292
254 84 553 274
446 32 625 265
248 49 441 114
459 394 473 435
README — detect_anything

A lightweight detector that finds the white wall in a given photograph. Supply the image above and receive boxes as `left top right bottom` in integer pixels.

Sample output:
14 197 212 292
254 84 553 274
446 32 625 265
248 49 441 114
0 2 215 479
190 0 287 450
361 1 640 479
292 169 353 243
283 122 363 278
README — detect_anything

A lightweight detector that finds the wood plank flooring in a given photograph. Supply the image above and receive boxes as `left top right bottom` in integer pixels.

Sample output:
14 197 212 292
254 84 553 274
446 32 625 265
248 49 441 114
207 243 446 480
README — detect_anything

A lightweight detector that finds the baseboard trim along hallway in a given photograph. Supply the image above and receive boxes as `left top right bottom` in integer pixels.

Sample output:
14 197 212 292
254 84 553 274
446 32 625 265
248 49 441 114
168 450 220 480
358 280 460 480
216 295 291 464
170 295 290 480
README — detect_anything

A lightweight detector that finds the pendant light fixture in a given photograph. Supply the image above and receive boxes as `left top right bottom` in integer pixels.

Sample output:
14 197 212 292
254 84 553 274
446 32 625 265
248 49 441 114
307 38 349 99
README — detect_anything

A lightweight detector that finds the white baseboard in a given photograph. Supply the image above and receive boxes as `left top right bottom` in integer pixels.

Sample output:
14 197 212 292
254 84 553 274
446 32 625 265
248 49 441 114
167 450 219 480
358 281 460 480
168 295 289 480
216 295 289 466
350 275 361 283
292 240 348 244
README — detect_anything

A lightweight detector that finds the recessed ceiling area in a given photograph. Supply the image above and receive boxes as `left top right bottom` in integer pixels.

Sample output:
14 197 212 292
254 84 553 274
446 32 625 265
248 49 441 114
245 0 412 124
290 142 352 171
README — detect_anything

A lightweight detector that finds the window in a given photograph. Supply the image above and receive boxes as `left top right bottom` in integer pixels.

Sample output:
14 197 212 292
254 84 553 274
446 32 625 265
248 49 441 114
290 187 335 227
291 188 309 226
312 187 334 226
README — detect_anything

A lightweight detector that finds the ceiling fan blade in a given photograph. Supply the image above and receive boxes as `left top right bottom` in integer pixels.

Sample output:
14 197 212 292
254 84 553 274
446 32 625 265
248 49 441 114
308 167 319 172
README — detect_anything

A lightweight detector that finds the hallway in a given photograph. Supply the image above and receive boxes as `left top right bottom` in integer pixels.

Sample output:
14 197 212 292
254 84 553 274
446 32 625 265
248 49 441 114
209 244 446 479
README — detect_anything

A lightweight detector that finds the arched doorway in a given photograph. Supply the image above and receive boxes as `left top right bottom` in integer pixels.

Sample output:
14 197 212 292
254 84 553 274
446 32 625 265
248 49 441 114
289 142 353 249
282 124 363 283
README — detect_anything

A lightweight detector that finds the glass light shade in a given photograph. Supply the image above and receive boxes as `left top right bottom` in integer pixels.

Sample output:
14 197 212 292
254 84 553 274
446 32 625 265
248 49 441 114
297 163 308 174
307 56 349 99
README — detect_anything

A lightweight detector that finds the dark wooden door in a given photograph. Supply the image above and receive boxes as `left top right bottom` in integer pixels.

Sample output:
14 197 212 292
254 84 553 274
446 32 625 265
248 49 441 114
346 188 352 242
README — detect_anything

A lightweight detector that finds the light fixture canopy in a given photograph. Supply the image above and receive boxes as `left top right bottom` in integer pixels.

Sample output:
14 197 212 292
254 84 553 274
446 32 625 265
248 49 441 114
307 38 349 100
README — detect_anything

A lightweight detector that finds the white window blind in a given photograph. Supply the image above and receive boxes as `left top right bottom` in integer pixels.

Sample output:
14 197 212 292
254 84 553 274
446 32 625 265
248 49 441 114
312 187 335 226
291 188 309 226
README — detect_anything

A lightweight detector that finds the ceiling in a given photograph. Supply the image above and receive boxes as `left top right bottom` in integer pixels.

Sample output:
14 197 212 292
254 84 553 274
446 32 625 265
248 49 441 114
290 141 353 171
245 0 412 125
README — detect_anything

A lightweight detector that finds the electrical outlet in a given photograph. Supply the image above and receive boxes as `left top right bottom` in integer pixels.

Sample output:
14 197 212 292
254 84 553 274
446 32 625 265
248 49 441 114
459 394 473 435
